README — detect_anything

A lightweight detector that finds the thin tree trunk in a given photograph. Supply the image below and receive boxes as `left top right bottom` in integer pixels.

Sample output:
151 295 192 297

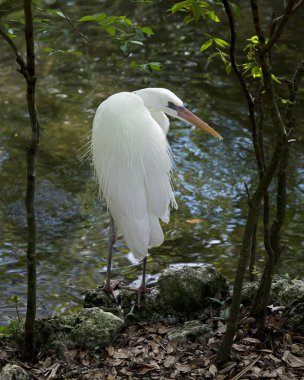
248 219 258 281
23 0 40 361
215 143 283 364
251 61 304 330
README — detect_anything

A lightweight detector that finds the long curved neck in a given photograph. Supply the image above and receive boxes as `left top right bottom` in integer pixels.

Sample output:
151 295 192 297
149 110 170 135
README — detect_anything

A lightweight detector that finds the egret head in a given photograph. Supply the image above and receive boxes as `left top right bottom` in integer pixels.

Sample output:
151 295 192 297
133 88 223 140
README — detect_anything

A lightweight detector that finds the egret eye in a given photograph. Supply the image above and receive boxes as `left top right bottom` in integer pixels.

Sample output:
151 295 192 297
168 101 175 108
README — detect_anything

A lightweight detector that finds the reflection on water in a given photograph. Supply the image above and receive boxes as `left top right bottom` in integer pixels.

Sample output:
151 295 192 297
0 1 303 323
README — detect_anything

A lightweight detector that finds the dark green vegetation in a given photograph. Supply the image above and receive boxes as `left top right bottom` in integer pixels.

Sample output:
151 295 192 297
0 0 303 366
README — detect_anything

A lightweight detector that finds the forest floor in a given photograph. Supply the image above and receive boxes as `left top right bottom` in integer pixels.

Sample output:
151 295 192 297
1 310 304 380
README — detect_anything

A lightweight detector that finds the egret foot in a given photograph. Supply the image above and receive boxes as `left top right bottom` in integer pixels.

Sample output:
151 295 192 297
136 284 151 308
103 280 120 302
118 284 151 307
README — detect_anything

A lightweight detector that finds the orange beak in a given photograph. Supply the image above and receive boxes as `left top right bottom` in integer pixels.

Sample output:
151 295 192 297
177 107 223 140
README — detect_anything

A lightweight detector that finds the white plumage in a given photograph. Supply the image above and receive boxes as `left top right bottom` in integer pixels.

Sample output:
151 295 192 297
92 89 178 259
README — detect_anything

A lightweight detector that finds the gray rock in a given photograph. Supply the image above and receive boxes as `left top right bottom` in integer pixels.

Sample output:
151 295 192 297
34 314 75 353
167 320 213 344
32 308 124 352
271 277 304 306
242 276 304 333
156 265 229 317
242 276 304 307
70 307 124 349
0 364 30 380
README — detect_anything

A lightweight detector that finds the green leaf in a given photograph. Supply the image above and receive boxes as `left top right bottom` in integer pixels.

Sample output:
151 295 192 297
105 26 116 36
147 62 161 70
78 15 98 22
9 295 20 303
171 1 190 13
79 13 107 23
225 62 232 75
271 73 281 84
43 47 55 53
204 10 220 22
191 0 201 23
120 16 133 26
200 39 213 52
56 11 65 18
214 38 229 48
129 40 144 45
242 62 255 74
218 49 229 65
247 35 259 44
281 98 291 104
139 26 154 35
251 66 262 78
229 2 240 19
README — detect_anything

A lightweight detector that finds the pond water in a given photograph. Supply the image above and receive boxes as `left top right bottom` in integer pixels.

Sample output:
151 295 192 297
0 1 303 323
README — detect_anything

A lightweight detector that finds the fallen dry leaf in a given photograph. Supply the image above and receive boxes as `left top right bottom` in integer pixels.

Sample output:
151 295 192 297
209 364 217 376
63 348 78 362
158 326 172 334
106 346 115 357
260 369 278 378
133 364 158 375
164 355 176 368
175 363 192 372
269 354 282 363
113 349 130 359
242 337 261 345
282 351 304 368
47 363 61 379
166 341 175 354
232 343 247 352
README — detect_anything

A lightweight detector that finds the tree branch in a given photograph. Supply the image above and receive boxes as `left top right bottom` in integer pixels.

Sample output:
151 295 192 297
55 0 98 47
0 26 29 80
270 61 304 250
264 0 301 54
222 0 265 178
251 0 287 139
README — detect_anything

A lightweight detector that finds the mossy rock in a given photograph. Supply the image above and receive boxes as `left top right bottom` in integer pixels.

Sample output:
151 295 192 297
21 308 124 353
0 364 30 380
167 320 213 344
70 307 124 349
242 276 304 334
34 314 75 353
156 266 229 317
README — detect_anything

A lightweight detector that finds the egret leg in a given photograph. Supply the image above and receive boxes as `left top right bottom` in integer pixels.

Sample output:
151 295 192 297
117 257 150 306
137 257 148 307
103 214 118 294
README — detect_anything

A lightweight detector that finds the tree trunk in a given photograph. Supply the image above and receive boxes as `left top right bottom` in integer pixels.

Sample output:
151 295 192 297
23 0 40 361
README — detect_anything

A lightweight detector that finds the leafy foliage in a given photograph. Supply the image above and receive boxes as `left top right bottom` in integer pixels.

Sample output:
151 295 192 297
130 60 161 72
78 13 154 56
170 1 281 83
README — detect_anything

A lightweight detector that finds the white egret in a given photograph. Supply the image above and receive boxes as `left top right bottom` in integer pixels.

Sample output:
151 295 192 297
91 88 222 302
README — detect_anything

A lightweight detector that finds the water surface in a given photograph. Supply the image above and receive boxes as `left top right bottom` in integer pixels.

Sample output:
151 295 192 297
0 1 303 323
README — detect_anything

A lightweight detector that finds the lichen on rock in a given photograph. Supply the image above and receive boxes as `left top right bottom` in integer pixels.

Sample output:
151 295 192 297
167 320 213 344
70 307 124 349
0 364 30 380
